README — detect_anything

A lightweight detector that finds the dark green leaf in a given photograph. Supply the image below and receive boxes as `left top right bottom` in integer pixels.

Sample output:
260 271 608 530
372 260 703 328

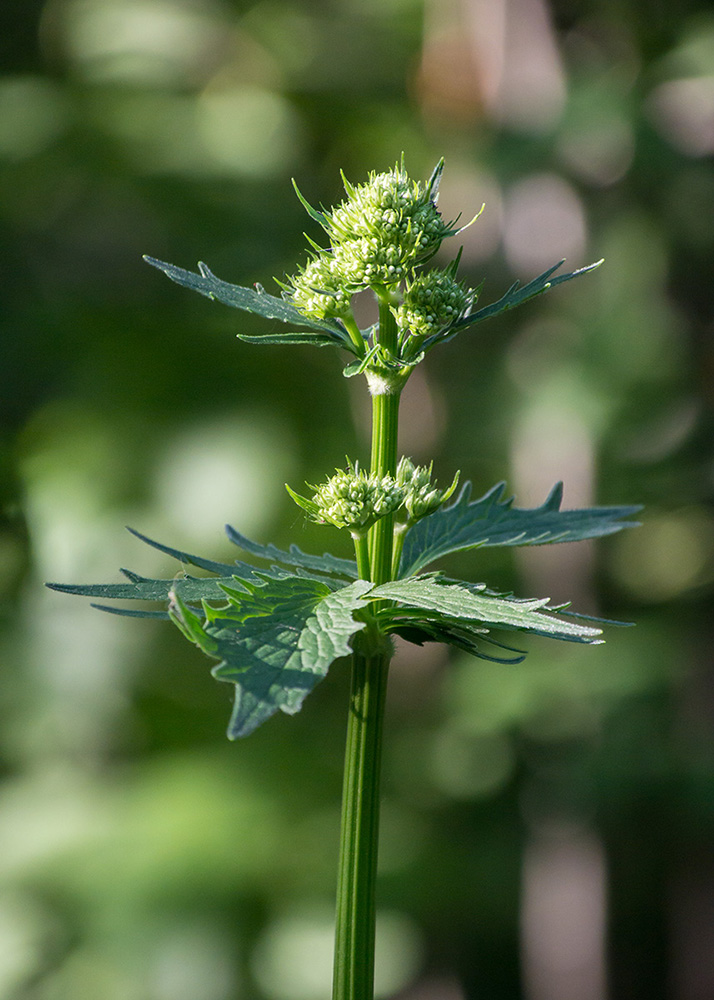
170 578 373 738
433 259 603 345
46 526 358 625
225 525 358 579
143 256 351 345
391 619 527 664
46 574 243 604
400 481 641 576
125 527 243 576
91 604 172 620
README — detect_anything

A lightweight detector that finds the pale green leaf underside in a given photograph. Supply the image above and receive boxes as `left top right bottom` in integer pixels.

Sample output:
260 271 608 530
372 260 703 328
143 256 351 347
400 481 641 577
170 578 373 738
372 577 603 643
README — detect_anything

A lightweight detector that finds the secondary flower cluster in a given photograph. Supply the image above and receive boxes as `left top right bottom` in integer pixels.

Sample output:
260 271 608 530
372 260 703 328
286 160 477 355
395 268 474 346
288 458 459 537
396 457 460 522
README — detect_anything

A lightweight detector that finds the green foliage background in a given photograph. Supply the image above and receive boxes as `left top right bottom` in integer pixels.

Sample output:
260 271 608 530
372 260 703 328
1 0 713 997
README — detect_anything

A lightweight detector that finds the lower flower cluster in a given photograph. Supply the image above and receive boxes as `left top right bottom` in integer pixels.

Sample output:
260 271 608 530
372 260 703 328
287 458 460 537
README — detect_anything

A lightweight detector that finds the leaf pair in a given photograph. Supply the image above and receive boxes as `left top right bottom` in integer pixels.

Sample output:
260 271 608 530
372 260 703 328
47 482 638 738
144 255 603 364
168 571 604 738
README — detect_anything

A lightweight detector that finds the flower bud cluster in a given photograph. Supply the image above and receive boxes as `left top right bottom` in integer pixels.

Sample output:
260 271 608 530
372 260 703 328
325 166 451 288
289 458 460 537
289 255 352 320
394 269 472 342
311 464 405 534
287 163 457 322
396 457 460 523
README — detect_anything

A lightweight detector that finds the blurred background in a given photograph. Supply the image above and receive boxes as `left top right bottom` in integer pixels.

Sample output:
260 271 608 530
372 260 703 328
1 0 713 997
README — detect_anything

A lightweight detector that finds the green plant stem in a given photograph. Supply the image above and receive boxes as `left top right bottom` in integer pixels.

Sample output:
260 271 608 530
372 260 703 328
343 315 367 355
333 640 390 1000
368 295 401 585
391 522 408 579
352 532 370 581
333 292 402 1000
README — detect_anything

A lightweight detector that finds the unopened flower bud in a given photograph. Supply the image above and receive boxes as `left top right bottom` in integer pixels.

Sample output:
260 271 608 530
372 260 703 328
289 254 352 320
395 269 473 342
289 462 407 534
396 457 460 523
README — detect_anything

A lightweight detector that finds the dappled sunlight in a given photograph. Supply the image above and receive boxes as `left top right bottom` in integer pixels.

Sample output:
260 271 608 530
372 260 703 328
419 0 565 130
648 76 714 158
51 0 230 85
197 83 300 178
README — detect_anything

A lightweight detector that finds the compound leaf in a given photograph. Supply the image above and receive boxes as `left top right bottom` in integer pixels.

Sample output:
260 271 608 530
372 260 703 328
170 577 373 738
400 481 641 577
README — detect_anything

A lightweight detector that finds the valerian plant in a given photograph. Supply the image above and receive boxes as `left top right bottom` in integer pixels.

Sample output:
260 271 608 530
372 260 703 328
48 158 640 1000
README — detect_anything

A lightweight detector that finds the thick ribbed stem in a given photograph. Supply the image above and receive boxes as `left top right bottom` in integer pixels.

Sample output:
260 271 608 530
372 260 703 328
332 290 403 1000
332 641 390 1000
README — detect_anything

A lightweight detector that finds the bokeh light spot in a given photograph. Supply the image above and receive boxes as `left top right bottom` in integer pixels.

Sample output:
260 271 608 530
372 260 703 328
0 76 68 160
198 85 300 177
153 413 296 547
503 174 587 274
610 509 714 601
252 905 422 1000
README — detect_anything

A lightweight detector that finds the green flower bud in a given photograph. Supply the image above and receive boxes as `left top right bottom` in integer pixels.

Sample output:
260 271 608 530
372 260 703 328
290 462 406 534
323 163 455 288
396 457 460 523
288 254 352 320
395 268 473 342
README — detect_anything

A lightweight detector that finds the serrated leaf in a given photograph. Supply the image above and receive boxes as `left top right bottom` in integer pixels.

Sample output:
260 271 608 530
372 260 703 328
143 256 351 344
125 527 245 576
90 604 172 619
46 525 358 625
400 481 641 577
372 576 603 643
170 578 373 738
225 525 358 579
389 616 528 663
46 574 244 604
442 259 604 339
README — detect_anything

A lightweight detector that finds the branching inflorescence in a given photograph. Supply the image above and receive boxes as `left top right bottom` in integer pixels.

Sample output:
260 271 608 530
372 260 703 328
47 158 639 1000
